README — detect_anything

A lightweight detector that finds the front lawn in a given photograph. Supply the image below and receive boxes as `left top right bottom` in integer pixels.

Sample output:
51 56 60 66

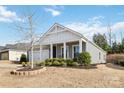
0 63 124 88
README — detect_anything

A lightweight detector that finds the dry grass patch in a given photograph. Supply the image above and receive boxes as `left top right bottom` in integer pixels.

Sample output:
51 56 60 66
0 63 124 88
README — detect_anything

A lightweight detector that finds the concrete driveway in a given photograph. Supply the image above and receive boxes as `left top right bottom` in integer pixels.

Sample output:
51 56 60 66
0 60 21 69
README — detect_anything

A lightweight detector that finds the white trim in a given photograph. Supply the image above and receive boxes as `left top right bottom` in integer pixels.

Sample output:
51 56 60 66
39 23 106 54
47 29 66 35
39 23 83 44
0 49 27 53
50 44 53 59
63 42 66 59
72 44 79 58
79 39 82 53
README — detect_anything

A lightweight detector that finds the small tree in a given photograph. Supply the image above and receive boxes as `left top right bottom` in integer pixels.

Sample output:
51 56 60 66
78 52 91 66
93 33 109 51
20 54 27 63
13 12 39 69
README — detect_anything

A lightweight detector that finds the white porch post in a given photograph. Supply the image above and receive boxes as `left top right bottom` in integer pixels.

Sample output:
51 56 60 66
79 39 82 53
40 44 42 61
50 44 53 59
63 42 66 59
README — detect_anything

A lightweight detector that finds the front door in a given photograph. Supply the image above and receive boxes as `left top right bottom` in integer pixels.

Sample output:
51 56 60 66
72 45 79 58
53 46 56 58
61 46 69 58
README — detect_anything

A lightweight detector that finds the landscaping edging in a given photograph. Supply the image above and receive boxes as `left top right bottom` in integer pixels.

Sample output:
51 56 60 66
10 67 46 76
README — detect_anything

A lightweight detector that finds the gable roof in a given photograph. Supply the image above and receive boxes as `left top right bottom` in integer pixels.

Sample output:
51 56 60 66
39 23 106 53
39 23 83 42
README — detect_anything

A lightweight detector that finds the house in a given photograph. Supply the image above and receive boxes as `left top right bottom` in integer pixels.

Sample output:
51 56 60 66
29 23 106 64
0 43 30 61
0 49 27 62
0 46 4 50
0 43 29 62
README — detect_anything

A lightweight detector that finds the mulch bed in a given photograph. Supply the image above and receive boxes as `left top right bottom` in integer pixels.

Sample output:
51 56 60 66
16 67 43 71
10 66 46 76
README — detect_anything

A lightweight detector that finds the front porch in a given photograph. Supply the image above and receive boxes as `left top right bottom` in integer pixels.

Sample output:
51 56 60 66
40 40 86 60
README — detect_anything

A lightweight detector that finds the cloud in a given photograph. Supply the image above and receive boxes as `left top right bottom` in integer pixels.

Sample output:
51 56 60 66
0 6 21 22
66 16 106 37
44 6 64 17
112 22 124 31
45 8 61 16
65 16 124 42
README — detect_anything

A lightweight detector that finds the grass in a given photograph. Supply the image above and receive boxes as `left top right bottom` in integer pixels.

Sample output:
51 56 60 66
0 62 124 88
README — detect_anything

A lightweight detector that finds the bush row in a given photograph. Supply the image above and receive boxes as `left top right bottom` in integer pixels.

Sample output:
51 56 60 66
36 58 79 67
21 52 91 67
36 52 91 67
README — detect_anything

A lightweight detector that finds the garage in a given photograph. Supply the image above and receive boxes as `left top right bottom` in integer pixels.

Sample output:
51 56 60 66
0 51 9 60
0 49 27 62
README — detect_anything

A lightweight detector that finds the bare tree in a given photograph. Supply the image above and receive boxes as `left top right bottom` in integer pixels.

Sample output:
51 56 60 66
13 12 39 69
107 23 112 47
113 33 117 44
120 31 123 43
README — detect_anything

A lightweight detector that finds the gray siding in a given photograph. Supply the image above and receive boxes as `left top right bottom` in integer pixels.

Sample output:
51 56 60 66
86 41 106 64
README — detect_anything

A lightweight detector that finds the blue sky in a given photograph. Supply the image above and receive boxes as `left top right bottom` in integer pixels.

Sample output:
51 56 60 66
0 5 124 46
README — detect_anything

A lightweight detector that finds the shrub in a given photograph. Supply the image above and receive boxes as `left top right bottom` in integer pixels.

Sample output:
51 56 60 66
20 54 27 63
22 62 27 67
45 58 57 63
44 58 78 67
45 61 52 66
73 57 78 62
60 61 67 66
40 61 46 66
66 59 74 66
52 58 58 62
78 52 91 66
72 62 79 66
58 58 65 62
45 58 52 62
52 61 61 66
36 61 45 66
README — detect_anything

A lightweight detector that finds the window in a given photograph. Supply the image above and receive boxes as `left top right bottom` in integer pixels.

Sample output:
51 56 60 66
99 52 101 60
72 45 79 58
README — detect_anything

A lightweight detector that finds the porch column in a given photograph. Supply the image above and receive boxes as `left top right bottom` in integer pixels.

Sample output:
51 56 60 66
39 44 42 61
79 39 82 53
63 42 66 59
50 44 53 59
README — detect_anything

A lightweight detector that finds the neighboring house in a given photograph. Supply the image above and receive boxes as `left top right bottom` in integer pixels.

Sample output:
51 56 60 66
0 43 29 62
0 46 4 50
0 49 27 62
29 23 106 64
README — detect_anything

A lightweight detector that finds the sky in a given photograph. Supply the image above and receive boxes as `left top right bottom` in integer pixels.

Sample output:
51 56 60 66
0 5 124 46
